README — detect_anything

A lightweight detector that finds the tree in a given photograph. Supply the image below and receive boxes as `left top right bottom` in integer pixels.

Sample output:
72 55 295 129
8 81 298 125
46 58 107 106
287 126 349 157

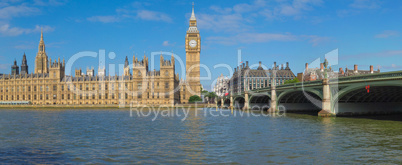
284 78 300 84
189 95 202 103
204 92 217 104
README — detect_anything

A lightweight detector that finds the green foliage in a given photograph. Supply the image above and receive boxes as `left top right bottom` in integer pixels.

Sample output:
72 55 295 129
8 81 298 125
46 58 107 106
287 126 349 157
204 92 218 103
284 78 300 84
189 95 202 103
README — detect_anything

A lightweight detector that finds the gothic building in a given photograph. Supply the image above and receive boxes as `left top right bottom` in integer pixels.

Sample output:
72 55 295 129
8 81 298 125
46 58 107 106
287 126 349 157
0 5 201 105
180 4 201 103
21 53 28 75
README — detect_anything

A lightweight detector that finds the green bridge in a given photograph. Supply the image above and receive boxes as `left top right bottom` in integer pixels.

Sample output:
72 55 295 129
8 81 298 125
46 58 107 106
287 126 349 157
218 70 402 116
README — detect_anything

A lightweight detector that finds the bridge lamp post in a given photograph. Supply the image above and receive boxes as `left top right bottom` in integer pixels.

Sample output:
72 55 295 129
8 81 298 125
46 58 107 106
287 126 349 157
319 58 335 117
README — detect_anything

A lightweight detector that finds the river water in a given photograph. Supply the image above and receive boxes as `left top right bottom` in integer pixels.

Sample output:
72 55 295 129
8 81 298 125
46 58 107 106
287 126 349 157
0 108 402 164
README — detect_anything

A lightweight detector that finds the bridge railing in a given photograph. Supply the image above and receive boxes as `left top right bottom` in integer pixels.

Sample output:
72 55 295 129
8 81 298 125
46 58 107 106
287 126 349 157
333 70 402 83
247 70 402 93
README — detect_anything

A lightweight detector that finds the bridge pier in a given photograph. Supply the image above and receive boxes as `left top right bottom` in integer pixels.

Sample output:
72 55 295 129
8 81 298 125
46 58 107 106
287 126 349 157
229 96 233 109
243 92 249 110
269 85 277 112
221 98 224 108
318 78 335 117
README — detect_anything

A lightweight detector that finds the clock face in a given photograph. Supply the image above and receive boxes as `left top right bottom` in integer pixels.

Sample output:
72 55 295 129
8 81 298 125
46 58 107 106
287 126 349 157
189 40 197 48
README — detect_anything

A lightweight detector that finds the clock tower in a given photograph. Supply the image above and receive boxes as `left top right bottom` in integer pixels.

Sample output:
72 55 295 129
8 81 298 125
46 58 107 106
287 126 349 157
185 3 201 97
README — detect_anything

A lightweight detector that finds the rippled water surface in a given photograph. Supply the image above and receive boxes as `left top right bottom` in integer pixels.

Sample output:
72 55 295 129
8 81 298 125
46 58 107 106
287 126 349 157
1 108 402 164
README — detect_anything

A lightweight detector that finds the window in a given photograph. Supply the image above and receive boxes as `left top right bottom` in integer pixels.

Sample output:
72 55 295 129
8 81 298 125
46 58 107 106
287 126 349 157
165 83 169 88
53 85 57 91
80 84 82 90
86 84 89 90
68 94 70 99
46 86 49 91
62 94 64 99
28 86 31 92
46 94 49 100
165 71 169 76
61 85 64 91
137 83 142 90
92 85 95 90
138 93 142 98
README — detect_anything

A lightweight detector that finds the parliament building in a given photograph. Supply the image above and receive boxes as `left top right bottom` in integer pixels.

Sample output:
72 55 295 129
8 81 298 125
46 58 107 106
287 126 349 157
0 6 201 106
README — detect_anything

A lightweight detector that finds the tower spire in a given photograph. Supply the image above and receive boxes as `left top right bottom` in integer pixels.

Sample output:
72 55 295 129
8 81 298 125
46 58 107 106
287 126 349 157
190 2 196 21
40 28 43 41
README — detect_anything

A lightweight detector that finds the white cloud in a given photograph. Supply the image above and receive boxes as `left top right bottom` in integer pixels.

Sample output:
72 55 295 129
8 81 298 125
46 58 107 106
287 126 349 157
87 16 120 23
275 0 323 17
207 33 298 45
337 0 380 17
136 10 172 23
375 30 399 38
162 41 171 46
302 35 330 46
207 33 329 46
197 13 248 32
0 24 54 36
197 0 323 32
0 64 10 70
350 0 380 9
87 8 173 23
0 4 40 19
33 0 67 6
14 44 34 49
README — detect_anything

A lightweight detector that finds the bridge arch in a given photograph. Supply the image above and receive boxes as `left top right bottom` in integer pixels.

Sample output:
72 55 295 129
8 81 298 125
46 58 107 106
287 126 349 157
333 82 402 115
233 96 245 109
277 89 323 112
249 93 271 110
216 99 222 107
223 98 230 108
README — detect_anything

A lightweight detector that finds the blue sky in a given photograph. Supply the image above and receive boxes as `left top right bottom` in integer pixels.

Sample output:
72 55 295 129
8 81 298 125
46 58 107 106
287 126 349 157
0 0 401 90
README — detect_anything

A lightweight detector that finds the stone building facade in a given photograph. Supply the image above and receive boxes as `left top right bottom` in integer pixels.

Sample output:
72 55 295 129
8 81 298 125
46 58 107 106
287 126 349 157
303 63 380 81
214 74 229 97
0 6 202 106
229 61 296 95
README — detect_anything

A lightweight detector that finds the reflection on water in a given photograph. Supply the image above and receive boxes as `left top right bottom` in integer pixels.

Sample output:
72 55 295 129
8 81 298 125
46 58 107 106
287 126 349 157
0 108 402 164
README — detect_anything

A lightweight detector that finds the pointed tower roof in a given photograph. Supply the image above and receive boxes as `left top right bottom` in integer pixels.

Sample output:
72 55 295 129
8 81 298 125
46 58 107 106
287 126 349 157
190 2 196 21
124 56 129 68
41 28 43 40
